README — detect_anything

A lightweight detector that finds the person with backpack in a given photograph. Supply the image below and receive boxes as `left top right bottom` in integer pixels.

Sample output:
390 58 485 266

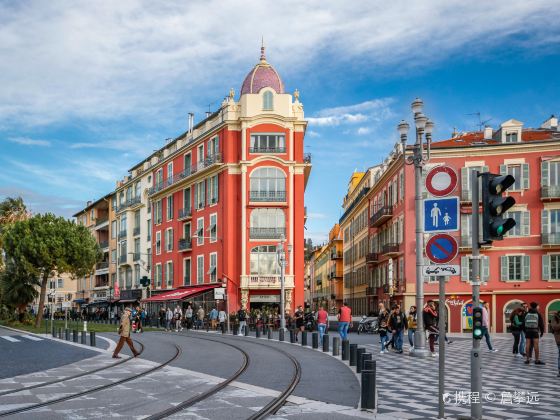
237 308 247 335
550 310 560 377
218 308 227 332
423 301 439 357
518 302 528 356
388 304 407 354
524 302 545 365
510 307 524 357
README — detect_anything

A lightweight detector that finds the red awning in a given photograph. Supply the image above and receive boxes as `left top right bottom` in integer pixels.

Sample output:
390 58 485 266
142 284 220 302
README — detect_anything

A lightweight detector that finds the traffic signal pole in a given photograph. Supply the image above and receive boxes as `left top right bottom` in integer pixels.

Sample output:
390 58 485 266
471 170 482 420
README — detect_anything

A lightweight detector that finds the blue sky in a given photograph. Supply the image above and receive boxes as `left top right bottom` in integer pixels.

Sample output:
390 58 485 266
1 1 559 243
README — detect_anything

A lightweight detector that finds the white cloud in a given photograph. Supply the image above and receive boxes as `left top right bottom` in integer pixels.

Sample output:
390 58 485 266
0 1 557 128
6 137 51 146
307 130 321 138
308 98 394 127
307 212 328 220
356 127 371 135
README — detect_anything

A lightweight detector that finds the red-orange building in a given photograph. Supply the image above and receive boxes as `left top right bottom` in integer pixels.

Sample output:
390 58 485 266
144 47 310 314
362 116 560 332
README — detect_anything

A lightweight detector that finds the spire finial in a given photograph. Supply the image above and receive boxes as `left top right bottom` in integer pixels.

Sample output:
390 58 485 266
260 36 266 62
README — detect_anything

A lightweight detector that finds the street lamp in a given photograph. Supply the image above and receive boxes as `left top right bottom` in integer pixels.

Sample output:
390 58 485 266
398 97 434 358
276 234 292 332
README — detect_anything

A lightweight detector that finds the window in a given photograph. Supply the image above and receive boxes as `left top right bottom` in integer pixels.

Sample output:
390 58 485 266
184 222 191 241
155 200 162 224
165 228 173 252
263 91 273 110
543 254 560 281
134 210 140 230
134 264 140 288
542 209 560 245
399 172 404 201
197 255 204 284
111 196 116 210
120 214 127 233
147 248 151 273
501 164 529 190
209 213 217 242
90 209 94 220
460 165 488 201
57 278 64 288
166 261 173 287
197 144 204 170
207 175 219 205
147 219 151 241
460 213 483 244
250 245 280 275
197 218 204 245
207 136 219 157
135 182 141 198
250 208 285 238
167 162 173 182
155 231 161 255
250 134 285 153
209 252 217 282
111 250 117 263
504 210 530 237
119 240 127 261
184 259 191 285
166 195 173 220
134 238 140 255
155 264 162 287
250 167 286 201
183 187 191 212
184 153 192 175
111 221 117 238
460 256 490 282
505 132 518 143
501 255 530 281
194 181 206 209
156 169 163 187
125 267 132 289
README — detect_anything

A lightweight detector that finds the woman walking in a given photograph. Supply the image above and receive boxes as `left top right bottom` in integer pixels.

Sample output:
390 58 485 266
407 306 417 350
510 307 524 357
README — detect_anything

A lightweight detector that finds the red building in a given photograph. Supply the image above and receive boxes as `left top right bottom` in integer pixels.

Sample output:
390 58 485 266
143 46 310 314
362 116 560 332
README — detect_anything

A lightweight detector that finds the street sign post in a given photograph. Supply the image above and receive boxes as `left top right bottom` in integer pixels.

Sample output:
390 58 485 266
424 197 459 233
423 264 460 277
425 234 458 264
426 165 457 197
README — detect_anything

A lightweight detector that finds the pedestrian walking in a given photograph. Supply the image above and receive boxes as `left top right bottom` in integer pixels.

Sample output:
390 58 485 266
209 307 218 330
218 308 227 332
165 307 173 331
294 305 304 342
159 306 166 328
519 302 528 356
337 302 352 341
550 310 560 376
407 305 417 349
112 307 139 359
510 307 524 357
378 306 390 354
423 300 439 357
138 307 145 333
316 305 328 344
174 305 183 332
197 306 205 330
524 302 545 365
481 302 498 352
185 305 193 330
237 308 247 335
388 305 407 353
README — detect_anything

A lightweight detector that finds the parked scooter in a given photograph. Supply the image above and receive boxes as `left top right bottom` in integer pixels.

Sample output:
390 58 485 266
357 315 379 334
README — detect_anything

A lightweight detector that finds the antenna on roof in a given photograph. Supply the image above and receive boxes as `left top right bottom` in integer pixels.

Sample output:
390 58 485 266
466 112 492 131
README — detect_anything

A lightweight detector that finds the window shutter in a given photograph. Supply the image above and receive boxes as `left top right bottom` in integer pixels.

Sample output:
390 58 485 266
482 256 490 282
542 210 549 235
542 255 550 281
461 256 469 281
461 214 469 241
201 180 206 206
194 185 198 209
522 256 530 281
522 163 529 189
207 178 211 206
541 161 549 187
215 136 220 154
214 176 219 203
499 164 507 176
521 211 530 236
461 167 469 194
500 256 508 281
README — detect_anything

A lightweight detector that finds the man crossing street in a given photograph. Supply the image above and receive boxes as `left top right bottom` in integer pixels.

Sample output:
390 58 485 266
112 307 139 359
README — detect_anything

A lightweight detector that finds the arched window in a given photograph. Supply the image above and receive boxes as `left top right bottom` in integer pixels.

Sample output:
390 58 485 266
250 245 280 275
250 208 285 239
250 167 286 201
263 91 273 110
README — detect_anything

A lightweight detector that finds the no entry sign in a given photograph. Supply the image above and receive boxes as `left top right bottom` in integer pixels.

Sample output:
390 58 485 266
425 233 458 264
426 166 457 197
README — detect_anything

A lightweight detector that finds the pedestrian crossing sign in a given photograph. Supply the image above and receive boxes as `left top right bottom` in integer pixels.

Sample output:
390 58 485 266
423 197 459 233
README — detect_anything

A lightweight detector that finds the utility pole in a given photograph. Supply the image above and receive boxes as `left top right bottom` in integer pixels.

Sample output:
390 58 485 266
471 169 482 420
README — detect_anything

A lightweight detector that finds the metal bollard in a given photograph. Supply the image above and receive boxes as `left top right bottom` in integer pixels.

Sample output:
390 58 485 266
323 334 330 352
333 337 340 356
361 360 376 410
51 324 55 337
360 352 372 373
233 325 238 335
81 331 86 344
73 329 78 342
65 328 70 341
57 327 62 339
222 323 226 334
301 331 307 346
342 340 350 360
268 328 272 339
244 324 249 336
90 331 96 347
279 328 285 341
256 326 261 338
349 344 358 366
289 329 296 343
312 332 319 349
356 348 366 372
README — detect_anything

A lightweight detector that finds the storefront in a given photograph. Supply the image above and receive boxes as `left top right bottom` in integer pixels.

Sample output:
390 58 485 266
142 284 221 319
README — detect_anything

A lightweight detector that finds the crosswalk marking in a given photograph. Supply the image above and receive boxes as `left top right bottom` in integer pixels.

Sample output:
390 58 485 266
0 336 21 342
19 334 43 342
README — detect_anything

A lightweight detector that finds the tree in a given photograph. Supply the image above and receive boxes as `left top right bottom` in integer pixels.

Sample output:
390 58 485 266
1 213 101 327
0 261 39 320
0 196 29 270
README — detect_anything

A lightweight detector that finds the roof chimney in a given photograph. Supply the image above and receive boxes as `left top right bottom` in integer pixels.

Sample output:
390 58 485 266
541 115 558 130
483 125 493 140
188 113 194 133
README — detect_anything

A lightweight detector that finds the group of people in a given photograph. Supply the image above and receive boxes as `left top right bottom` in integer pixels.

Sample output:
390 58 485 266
159 305 227 332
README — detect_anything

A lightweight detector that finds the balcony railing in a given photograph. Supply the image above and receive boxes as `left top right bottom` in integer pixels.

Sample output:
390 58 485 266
98 240 109 249
118 230 127 239
249 147 286 154
249 275 280 287
178 207 192 220
328 270 343 279
133 252 140 261
370 205 393 227
250 190 286 202
148 153 222 196
542 185 560 199
249 227 286 239
117 196 141 212
381 243 400 255
542 233 560 245
96 261 109 270
366 253 380 264
178 238 192 251
330 251 343 260
95 217 108 226
118 254 127 264
133 227 140 236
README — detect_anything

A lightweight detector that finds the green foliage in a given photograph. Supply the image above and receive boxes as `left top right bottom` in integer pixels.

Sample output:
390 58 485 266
0 261 39 314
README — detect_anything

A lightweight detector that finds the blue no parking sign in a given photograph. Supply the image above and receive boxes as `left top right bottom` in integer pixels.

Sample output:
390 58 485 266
425 234 458 264
424 197 459 233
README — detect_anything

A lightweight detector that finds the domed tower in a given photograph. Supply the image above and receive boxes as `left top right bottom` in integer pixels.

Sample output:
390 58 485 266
240 43 284 96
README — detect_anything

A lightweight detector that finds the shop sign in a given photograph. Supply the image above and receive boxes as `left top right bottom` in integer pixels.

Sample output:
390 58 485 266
214 287 225 300
251 294 280 303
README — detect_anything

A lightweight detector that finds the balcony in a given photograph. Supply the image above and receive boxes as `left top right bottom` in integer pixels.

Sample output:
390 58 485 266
118 254 128 264
178 208 192 220
118 230 127 239
250 190 286 202
178 238 192 251
541 185 560 200
381 243 400 256
98 240 109 249
366 253 380 264
241 275 294 289
330 251 343 260
117 196 141 213
133 252 141 261
133 227 140 236
542 233 560 246
249 227 286 239
249 146 286 154
370 205 393 227
328 270 343 279
95 217 109 228
96 261 109 270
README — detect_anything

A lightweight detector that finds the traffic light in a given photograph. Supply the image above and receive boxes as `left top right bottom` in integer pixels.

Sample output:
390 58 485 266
481 172 516 243
472 306 483 339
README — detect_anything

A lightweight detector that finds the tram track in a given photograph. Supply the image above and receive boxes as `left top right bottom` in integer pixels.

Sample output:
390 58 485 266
0 341 181 417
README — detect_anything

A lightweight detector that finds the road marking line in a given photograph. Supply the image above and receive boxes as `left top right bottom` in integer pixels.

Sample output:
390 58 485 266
0 336 20 342
18 334 43 341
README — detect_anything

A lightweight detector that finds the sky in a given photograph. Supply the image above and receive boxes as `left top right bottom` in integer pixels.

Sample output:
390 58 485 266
1 0 559 244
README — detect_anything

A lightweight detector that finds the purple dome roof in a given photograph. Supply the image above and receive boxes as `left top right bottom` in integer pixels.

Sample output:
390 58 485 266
240 46 284 95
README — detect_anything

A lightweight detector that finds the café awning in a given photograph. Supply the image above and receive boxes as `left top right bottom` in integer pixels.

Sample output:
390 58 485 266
142 284 219 302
